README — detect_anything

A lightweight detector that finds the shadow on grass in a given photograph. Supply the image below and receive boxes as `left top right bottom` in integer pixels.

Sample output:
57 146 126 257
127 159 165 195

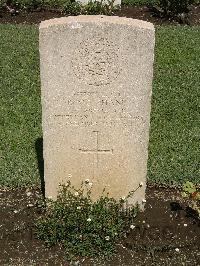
35 138 45 197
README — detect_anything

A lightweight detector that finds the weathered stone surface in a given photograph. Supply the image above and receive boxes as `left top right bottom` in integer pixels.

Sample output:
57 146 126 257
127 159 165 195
40 16 155 207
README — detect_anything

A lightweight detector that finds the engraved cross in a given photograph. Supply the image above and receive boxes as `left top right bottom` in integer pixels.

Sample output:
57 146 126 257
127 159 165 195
79 131 113 169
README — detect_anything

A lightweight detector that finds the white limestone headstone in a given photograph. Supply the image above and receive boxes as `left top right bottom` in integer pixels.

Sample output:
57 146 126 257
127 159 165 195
40 16 155 207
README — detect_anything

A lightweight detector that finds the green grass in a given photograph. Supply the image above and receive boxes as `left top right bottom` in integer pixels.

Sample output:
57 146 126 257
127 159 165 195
0 25 41 186
148 26 200 185
0 25 199 187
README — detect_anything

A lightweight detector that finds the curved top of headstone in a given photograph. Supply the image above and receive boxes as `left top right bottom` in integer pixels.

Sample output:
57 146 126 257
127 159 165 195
40 15 154 30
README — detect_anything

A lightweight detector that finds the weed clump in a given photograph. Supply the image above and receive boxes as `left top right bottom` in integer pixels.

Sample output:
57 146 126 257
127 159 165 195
36 181 139 261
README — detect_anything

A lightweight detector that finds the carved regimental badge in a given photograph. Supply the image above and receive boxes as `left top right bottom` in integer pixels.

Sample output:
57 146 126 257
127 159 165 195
72 37 120 86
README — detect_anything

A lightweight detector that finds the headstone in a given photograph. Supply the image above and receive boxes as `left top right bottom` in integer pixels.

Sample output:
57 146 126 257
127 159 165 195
40 16 155 207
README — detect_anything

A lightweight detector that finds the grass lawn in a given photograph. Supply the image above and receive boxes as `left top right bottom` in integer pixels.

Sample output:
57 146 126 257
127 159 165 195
0 24 199 187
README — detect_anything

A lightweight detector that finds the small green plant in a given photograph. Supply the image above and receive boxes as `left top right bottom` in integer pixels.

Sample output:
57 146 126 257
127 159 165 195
4 0 42 10
62 0 118 16
157 0 195 17
84 0 105 14
122 0 157 6
43 0 67 8
84 0 117 15
36 180 140 261
0 0 6 9
62 0 82 15
182 181 200 218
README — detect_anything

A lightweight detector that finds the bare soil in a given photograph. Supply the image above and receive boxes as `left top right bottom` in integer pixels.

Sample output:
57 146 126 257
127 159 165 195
1 186 200 265
0 5 200 25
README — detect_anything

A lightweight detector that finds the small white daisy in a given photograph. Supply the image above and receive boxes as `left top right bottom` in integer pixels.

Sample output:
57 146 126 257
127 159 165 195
142 199 146 204
74 192 79 196
184 224 188 227
87 218 91 222
88 182 93 187
130 225 135 229
121 196 126 201
105 236 110 241
175 248 180 252
77 206 81 210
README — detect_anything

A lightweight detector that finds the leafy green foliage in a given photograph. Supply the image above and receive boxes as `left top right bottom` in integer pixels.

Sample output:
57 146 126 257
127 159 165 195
42 0 67 8
6 0 42 10
1 0 200 10
0 0 6 9
62 0 118 16
36 182 138 260
1 0 118 13
157 0 195 16
121 0 157 6
84 0 117 15
182 181 200 217
62 0 82 15
182 181 196 194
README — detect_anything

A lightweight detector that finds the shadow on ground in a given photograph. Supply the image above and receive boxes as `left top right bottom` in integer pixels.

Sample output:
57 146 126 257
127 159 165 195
35 137 45 197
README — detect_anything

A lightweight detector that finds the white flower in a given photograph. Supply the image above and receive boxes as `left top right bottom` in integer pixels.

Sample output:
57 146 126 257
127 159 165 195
175 248 180 252
77 206 81 210
105 236 110 241
130 225 135 229
74 192 79 196
184 224 187 227
87 218 91 222
139 182 144 187
85 179 90 184
26 192 32 197
13 210 18 214
88 182 93 187
121 196 126 201
142 199 146 204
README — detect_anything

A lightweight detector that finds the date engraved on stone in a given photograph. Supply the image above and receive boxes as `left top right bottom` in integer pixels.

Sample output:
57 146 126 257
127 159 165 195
72 37 120 86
